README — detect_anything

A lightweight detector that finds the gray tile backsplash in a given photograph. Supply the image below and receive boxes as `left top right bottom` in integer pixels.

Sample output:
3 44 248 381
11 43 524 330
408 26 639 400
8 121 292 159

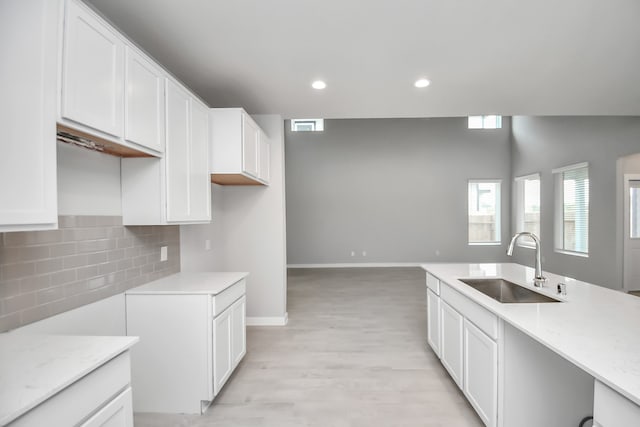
0 216 180 332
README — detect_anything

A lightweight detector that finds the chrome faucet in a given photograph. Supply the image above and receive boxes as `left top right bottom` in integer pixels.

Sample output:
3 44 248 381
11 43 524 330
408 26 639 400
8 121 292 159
507 232 547 288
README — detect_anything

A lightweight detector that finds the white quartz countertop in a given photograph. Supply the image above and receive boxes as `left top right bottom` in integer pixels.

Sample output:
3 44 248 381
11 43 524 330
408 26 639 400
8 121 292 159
0 334 138 425
422 262 640 406
125 272 249 295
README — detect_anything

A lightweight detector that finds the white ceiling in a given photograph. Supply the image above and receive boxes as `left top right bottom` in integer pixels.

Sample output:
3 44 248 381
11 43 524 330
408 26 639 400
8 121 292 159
86 0 640 119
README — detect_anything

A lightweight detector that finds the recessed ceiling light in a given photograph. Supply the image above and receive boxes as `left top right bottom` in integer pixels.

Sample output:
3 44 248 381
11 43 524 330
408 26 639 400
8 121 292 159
414 78 431 88
312 80 327 90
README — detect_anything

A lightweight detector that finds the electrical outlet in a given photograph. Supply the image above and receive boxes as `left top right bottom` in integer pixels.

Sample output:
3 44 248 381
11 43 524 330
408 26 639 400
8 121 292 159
362 251 367 257
350 251 355 257
160 246 168 261
435 249 441 256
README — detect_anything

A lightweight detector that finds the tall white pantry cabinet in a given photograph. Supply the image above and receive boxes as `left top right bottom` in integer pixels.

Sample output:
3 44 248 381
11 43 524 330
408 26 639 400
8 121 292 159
125 274 248 414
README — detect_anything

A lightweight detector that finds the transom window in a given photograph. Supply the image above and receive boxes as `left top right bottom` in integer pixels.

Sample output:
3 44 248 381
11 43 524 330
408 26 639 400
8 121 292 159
291 119 324 132
468 115 502 129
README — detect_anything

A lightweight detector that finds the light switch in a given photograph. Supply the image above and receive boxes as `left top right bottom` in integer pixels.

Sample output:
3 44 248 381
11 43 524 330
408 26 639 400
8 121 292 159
205 239 211 251
160 246 168 261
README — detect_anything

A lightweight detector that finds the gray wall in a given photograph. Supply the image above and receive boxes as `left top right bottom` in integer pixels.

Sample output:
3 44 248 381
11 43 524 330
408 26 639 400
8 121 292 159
511 116 640 288
285 117 512 265
181 115 288 322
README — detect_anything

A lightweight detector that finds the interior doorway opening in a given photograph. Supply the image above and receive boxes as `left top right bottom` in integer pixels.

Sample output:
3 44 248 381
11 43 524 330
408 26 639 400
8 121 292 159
618 152 640 294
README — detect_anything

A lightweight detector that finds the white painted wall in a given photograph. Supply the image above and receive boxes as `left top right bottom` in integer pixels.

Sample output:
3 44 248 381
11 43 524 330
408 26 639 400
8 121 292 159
57 142 122 215
180 115 287 324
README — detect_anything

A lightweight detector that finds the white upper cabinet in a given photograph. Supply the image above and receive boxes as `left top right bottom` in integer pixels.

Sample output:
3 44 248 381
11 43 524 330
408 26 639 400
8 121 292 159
59 0 165 156
124 47 165 153
241 113 260 178
165 79 191 222
0 0 59 232
61 0 124 138
258 137 271 183
121 79 210 225
210 108 270 185
189 99 212 221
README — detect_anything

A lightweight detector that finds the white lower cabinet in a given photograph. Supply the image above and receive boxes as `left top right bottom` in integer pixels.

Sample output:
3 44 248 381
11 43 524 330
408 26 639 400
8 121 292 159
125 278 246 414
463 319 497 427
231 297 247 366
80 388 133 427
426 275 498 427
11 352 133 427
440 300 464 389
427 288 441 357
594 380 640 427
213 296 247 395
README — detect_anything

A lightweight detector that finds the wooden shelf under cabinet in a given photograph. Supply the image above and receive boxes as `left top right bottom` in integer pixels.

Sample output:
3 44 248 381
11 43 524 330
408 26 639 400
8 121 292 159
211 173 266 186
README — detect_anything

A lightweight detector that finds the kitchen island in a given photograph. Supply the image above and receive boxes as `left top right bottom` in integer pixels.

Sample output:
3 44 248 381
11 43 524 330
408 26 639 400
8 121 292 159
423 263 640 427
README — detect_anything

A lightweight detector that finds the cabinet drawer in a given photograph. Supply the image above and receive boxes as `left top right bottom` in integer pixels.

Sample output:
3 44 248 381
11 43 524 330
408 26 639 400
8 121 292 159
212 279 246 316
426 273 440 295
12 351 131 426
594 380 640 426
441 282 498 340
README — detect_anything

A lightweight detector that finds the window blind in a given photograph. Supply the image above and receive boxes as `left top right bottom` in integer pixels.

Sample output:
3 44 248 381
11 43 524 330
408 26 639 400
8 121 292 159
562 166 589 253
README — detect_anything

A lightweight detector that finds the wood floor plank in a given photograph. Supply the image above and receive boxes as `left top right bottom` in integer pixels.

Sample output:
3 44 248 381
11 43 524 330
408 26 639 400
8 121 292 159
135 267 483 427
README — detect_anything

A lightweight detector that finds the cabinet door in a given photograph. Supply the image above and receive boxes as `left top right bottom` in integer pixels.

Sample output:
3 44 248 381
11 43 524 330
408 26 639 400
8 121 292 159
213 307 233 396
189 99 211 221
440 300 464 389
62 0 123 137
165 79 191 222
427 288 441 358
0 0 58 231
258 136 270 183
80 387 133 427
231 296 247 367
241 114 259 178
463 319 497 427
125 47 164 153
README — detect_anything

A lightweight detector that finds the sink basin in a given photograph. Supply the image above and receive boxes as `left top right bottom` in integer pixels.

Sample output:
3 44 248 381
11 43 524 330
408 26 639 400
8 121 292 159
458 278 560 303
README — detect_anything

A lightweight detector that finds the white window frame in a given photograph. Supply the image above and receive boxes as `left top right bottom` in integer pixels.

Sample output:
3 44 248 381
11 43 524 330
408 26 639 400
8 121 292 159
553 162 589 257
291 119 324 132
468 115 502 129
468 179 502 246
514 173 541 249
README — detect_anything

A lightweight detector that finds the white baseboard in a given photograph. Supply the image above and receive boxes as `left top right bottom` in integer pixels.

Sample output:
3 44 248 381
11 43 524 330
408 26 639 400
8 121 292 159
287 262 422 268
246 313 288 326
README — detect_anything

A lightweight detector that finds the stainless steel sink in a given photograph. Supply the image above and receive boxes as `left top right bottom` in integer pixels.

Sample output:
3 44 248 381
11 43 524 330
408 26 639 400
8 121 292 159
458 278 561 303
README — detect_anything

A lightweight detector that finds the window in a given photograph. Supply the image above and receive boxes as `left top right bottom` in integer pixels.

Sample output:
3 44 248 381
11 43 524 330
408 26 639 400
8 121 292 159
631 180 640 238
468 115 502 129
291 119 324 132
468 180 501 244
554 163 589 255
514 174 541 247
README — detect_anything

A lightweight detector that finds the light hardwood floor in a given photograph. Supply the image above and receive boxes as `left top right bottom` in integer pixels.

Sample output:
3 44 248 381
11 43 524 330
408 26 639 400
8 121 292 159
135 267 483 427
